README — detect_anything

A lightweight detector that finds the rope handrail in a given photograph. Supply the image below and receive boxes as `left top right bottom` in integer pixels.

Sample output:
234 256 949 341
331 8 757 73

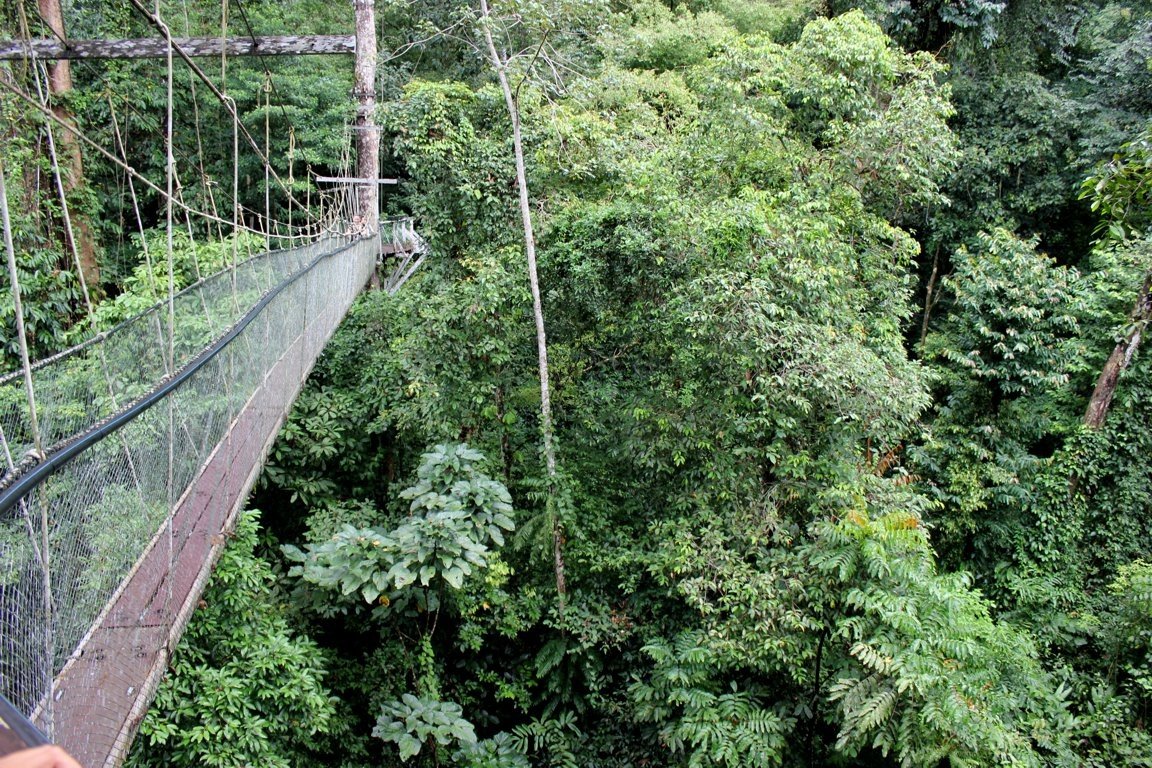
0 226 381 764
0 235 320 475
0 234 367 512
0 215 382 457
0 234 344 387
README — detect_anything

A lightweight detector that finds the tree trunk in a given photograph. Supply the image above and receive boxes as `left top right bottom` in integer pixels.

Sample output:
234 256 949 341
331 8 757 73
1084 272 1152 429
918 246 940 352
478 0 566 602
37 0 99 291
353 0 379 234
353 0 380 288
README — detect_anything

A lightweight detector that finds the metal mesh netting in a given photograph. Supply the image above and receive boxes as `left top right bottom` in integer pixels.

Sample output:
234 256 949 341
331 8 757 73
0 232 378 766
384 217 429 295
1 240 316 464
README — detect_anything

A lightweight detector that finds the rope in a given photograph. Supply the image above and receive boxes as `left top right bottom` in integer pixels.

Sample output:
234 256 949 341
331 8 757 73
0 163 42 459
29 61 141 513
126 0 313 220
228 95 240 274
0 153 53 740
21 0 317 242
171 167 203 282
107 94 156 293
186 69 223 249
0 235 367 510
225 83 240 443
0 77 312 242
29 66 151 521
0 243 299 391
159 0 178 644
232 0 315 176
288 126 295 233
100 82 274 238
264 73 271 250
27 58 95 323
9 25 60 708
28 58 152 517
100 84 257 234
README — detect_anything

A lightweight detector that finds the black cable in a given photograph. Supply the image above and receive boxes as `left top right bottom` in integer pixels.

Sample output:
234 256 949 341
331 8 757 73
0 692 48 749
0 236 367 516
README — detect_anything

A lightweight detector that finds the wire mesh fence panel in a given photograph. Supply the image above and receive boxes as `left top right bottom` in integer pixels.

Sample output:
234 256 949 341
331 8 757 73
0 239 335 468
0 230 381 767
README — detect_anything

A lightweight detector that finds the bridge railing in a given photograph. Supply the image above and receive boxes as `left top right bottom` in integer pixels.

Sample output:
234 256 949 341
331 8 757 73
0 238 322 466
0 230 380 762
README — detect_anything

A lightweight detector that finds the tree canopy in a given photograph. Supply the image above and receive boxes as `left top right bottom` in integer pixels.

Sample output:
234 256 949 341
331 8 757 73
2 0 1151 765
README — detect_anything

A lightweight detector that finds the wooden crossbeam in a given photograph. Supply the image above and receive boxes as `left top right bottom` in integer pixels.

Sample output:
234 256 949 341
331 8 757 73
314 176 398 185
0 35 355 60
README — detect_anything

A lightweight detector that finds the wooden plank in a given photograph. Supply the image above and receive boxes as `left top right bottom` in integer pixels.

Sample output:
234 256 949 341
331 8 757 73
314 176 398 185
49 244 377 768
0 35 355 60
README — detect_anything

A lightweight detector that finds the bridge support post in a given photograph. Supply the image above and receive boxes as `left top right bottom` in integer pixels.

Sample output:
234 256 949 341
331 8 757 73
353 0 380 289
353 0 378 235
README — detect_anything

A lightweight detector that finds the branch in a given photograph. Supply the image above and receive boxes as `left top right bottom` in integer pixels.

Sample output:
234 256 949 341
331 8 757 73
380 17 473 64
513 29 549 104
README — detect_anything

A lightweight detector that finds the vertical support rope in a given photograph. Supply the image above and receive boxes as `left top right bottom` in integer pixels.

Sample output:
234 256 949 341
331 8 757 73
220 0 228 83
264 74 271 251
29 59 95 322
184 71 215 261
72 93 152 515
172 170 206 284
0 163 42 459
34 63 153 536
160 2 178 637
287 126 295 235
1 156 53 738
108 94 157 294
228 94 240 302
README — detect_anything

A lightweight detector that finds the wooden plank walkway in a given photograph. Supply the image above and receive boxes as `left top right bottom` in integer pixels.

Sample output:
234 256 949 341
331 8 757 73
46 269 361 767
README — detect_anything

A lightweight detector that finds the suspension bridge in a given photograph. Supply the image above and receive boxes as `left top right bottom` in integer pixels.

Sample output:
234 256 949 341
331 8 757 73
0 1 425 765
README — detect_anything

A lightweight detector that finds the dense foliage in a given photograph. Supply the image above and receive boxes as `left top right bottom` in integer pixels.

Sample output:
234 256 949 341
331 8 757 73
125 510 336 768
2 0 1151 765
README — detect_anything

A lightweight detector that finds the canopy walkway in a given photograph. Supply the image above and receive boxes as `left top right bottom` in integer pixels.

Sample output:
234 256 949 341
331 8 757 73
0 222 423 766
0 0 425 762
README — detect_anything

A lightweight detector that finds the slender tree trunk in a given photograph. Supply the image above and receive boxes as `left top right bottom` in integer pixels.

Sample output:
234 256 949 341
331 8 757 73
1084 272 1151 429
478 0 566 601
37 0 99 290
918 246 940 351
